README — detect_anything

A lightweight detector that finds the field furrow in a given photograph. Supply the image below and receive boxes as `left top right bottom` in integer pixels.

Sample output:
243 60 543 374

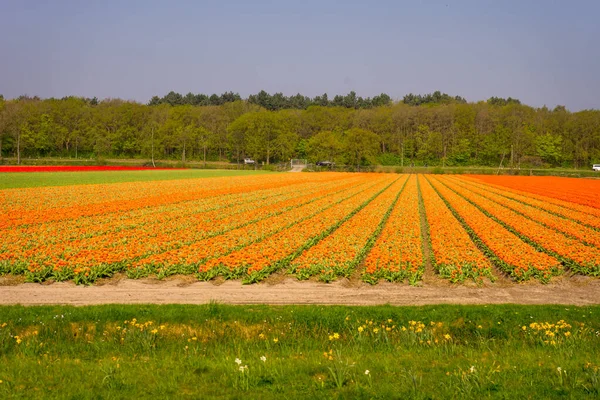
418 176 494 283
362 175 424 284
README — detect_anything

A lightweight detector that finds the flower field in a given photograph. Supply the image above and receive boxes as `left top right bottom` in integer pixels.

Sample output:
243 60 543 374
1 172 600 284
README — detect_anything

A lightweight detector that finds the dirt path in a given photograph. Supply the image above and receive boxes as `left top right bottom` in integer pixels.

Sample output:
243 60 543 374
1 276 599 306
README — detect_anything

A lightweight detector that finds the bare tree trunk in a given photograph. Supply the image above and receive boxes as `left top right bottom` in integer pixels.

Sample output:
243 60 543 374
401 142 404 167
0 136 3 161
151 127 156 168
182 141 186 164
203 145 206 168
17 132 21 165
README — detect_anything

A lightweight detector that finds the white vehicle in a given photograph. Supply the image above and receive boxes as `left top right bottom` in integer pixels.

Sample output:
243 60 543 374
243 158 255 165
593 164 600 171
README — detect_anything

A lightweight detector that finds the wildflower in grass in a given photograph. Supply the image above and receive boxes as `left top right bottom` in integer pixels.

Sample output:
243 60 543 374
260 356 266 362
444 334 452 341
151 329 158 334
469 366 476 373
373 328 379 334
365 370 370 375
14 336 22 344
358 326 364 333
273 338 278 343
235 358 242 365
522 326 527 331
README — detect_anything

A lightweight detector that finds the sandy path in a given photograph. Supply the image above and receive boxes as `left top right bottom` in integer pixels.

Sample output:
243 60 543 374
1 277 599 306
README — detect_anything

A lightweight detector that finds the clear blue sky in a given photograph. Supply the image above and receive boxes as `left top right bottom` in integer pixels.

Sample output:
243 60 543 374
1 0 599 110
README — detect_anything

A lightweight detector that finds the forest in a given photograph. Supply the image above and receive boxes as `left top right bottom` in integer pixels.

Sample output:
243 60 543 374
0 91 599 168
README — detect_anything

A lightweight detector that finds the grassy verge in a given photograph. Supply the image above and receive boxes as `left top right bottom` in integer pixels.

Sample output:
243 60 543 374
0 304 599 399
0 169 275 189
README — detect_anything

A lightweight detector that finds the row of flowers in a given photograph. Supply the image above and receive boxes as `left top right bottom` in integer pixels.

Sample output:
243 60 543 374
427 177 562 282
460 176 600 230
449 176 600 248
362 175 424 284
198 176 397 283
0 173 337 228
464 176 600 219
418 176 494 283
2 177 333 263
290 176 408 282
440 176 600 277
129 177 376 278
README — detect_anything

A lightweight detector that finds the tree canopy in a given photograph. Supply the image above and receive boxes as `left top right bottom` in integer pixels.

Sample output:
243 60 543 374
0 92 599 168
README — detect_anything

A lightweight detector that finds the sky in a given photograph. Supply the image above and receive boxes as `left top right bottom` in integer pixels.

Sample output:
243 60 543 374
0 0 599 110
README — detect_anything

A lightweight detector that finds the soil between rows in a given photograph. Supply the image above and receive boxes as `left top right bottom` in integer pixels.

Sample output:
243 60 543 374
1 275 598 306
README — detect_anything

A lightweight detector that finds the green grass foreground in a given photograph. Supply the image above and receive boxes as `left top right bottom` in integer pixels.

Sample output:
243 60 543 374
0 169 274 189
0 304 599 399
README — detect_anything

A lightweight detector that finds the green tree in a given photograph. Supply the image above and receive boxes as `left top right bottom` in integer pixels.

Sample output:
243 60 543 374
343 128 381 170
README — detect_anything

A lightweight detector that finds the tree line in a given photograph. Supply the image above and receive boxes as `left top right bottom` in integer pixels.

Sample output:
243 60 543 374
0 92 599 168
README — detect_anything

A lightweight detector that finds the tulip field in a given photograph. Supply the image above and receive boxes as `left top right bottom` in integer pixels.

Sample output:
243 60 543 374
1 171 599 285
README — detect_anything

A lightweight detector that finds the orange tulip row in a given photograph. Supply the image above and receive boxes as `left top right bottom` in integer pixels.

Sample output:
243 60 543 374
12 175 369 275
198 175 397 282
439 177 600 276
129 176 379 277
289 175 408 281
465 175 600 210
464 176 600 220
428 177 562 282
448 176 600 249
458 177 600 229
418 176 494 283
362 175 424 284
2 176 353 257
0 173 349 229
